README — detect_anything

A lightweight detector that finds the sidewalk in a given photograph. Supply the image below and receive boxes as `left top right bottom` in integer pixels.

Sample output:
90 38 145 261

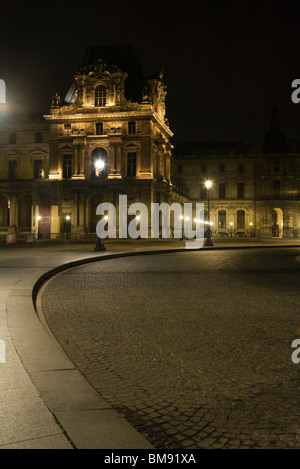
0 238 299 449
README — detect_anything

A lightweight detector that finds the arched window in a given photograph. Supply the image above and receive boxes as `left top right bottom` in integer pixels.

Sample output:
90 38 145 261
94 85 106 107
237 210 245 228
218 210 226 228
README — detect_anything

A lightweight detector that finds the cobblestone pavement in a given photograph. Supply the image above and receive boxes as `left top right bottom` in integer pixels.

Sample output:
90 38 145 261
41 248 300 449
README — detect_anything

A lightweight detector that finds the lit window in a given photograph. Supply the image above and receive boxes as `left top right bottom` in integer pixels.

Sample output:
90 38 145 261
95 85 106 107
218 210 226 228
237 210 245 228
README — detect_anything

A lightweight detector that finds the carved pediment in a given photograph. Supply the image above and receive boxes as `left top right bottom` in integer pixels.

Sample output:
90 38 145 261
79 59 122 78
268 160 293 177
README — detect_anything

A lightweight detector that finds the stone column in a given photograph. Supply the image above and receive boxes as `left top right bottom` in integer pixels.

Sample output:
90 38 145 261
73 144 79 175
159 153 164 178
9 195 17 230
79 144 85 175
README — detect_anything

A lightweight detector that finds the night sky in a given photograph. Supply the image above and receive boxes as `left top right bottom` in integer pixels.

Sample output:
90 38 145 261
1 0 300 146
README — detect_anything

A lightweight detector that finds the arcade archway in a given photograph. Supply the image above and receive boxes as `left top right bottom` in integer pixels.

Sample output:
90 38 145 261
272 208 283 238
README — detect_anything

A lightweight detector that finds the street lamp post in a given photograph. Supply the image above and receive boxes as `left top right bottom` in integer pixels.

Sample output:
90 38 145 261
37 215 41 240
250 222 253 237
205 180 213 246
65 214 71 240
94 159 106 251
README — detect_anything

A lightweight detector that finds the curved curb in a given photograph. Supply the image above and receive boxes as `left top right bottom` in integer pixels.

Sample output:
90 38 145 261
32 243 300 310
2 242 298 449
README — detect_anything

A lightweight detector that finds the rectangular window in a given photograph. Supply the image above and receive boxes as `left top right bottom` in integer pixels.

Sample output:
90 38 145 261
35 132 42 143
219 182 226 199
9 160 17 180
10 133 17 144
128 121 136 134
237 210 245 229
273 180 280 198
219 164 225 172
200 187 207 199
63 154 72 179
127 152 137 177
237 183 245 198
34 160 43 179
238 164 244 172
218 210 226 228
96 122 104 135
64 123 71 135
201 164 207 173
95 85 106 107
178 165 183 174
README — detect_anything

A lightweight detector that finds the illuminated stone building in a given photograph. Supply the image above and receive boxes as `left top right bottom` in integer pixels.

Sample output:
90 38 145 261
0 47 299 240
173 107 300 238
0 45 183 239
0 112 49 238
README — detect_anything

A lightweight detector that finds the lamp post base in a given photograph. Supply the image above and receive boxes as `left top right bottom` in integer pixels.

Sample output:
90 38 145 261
205 237 213 246
94 238 106 251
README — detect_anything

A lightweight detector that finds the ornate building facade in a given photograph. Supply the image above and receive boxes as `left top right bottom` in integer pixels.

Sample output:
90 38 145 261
0 46 299 240
0 46 183 239
173 107 300 238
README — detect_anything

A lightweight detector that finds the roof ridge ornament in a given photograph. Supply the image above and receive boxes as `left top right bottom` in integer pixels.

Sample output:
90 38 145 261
79 58 123 77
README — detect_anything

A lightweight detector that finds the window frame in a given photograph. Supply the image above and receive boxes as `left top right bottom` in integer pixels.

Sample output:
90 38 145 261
127 152 137 177
94 85 106 107
35 132 42 144
8 160 17 180
63 154 72 179
128 121 136 134
218 210 227 228
237 210 245 229
237 183 245 198
10 133 17 145
219 182 226 199
95 122 104 135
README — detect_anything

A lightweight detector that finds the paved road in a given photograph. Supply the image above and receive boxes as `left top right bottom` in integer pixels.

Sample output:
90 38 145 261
41 248 300 449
